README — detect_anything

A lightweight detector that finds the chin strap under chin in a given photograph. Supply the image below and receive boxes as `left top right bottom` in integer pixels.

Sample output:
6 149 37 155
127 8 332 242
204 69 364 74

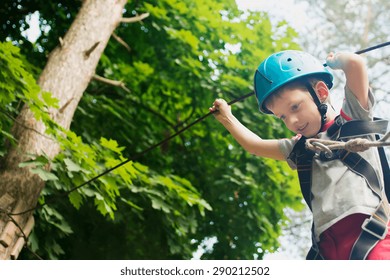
305 83 327 133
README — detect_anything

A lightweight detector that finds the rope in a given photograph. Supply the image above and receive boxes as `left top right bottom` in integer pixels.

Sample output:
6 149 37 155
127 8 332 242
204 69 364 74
306 131 390 157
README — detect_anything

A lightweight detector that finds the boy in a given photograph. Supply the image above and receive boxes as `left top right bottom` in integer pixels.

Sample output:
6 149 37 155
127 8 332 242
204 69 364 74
209 50 390 259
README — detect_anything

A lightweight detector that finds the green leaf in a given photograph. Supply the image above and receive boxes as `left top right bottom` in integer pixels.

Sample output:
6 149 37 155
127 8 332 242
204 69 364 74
94 194 116 219
30 168 59 181
41 91 59 108
69 191 83 209
120 197 143 211
100 137 124 154
18 155 49 168
64 158 82 172
151 197 171 213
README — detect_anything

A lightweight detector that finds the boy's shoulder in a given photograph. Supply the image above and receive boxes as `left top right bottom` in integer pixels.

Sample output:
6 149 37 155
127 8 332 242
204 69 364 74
341 86 375 121
278 135 302 169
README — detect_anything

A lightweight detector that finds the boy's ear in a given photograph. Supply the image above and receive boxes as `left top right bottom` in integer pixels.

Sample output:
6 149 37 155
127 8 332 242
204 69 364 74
315 81 330 102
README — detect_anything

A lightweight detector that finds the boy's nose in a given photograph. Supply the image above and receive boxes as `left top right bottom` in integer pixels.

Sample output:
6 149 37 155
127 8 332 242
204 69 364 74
291 117 303 132
289 115 299 126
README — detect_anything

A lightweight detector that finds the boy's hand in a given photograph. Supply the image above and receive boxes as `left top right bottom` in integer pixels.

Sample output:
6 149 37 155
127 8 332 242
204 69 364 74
209 98 232 123
325 52 344 70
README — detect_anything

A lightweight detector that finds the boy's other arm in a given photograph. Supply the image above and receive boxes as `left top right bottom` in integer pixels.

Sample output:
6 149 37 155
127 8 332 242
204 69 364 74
210 99 285 161
326 52 369 109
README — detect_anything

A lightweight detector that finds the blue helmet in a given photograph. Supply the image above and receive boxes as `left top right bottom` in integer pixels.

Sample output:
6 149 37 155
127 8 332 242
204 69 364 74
254 50 333 114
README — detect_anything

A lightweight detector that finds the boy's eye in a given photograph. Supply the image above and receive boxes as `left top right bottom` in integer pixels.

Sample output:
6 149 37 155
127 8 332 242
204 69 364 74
291 103 300 111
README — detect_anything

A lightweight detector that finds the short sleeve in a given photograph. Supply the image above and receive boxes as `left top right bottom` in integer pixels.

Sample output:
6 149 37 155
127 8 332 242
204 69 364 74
278 137 299 169
341 86 375 121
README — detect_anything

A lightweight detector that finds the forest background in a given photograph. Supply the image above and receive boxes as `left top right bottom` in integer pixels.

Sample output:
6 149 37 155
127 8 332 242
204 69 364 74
0 0 388 260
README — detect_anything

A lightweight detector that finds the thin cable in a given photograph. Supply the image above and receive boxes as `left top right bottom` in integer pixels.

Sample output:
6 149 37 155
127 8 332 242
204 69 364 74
323 41 390 66
355 41 390 54
9 91 255 216
67 91 255 194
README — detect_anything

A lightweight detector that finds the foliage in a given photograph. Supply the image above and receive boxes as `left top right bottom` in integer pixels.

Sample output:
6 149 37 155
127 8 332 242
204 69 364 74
0 40 210 259
0 41 57 156
1 0 304 260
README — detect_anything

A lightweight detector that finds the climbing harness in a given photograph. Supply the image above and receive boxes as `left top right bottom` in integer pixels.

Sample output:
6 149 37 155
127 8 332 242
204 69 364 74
290 116 390 260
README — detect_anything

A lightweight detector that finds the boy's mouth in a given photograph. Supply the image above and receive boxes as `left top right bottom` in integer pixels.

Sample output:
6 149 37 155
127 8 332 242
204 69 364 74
297 123 308 133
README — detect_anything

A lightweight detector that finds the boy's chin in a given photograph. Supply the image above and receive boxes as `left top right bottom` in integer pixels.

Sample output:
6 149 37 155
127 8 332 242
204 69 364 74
305 135 315 139
291 126 319 138
303 126 322 138
302 131 318 138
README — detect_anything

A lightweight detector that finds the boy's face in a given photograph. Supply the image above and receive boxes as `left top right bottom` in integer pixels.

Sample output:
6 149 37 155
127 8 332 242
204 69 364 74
267 88 322 137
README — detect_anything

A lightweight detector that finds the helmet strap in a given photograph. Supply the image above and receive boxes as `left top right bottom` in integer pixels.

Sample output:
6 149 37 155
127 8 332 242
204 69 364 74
305 83 327 133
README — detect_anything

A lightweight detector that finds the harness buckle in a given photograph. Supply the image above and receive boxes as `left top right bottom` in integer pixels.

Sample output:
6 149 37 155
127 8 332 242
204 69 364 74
361 217 388 240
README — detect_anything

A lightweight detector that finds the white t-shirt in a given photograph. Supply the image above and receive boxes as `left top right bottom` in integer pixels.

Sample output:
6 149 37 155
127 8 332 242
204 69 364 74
278 87 384 240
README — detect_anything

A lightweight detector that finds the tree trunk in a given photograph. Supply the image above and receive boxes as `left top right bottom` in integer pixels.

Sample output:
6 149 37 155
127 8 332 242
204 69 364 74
0 0 127 260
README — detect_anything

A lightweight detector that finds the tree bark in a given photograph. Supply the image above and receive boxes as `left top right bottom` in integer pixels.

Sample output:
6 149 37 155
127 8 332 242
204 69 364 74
0 0 127 260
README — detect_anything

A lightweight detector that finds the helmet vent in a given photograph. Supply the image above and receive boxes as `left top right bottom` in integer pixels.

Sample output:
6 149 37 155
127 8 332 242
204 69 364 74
297 68 301 71
287 58 292 62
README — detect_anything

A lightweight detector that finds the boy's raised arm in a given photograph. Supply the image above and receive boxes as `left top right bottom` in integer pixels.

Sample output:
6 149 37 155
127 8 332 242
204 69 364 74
209 98 285 161
326 52 369 109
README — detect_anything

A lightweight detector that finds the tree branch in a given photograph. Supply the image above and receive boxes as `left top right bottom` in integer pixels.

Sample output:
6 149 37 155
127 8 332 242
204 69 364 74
112 33 131 52
92 74 131 93
121 13 150 23
0 109 54 141
10 215 34 260
84 41 101 58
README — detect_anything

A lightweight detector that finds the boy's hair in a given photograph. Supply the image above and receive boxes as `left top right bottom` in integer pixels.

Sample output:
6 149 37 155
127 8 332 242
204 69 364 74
264 77 330 112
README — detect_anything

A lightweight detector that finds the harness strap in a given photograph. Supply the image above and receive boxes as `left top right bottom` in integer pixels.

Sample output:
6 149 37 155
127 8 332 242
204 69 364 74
289 137 320 259
292 137 314 210
377 135 390 202
339 151 383 197
350 201 389 259
337 119 388 139
339 150 390 259
306 237 324 260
